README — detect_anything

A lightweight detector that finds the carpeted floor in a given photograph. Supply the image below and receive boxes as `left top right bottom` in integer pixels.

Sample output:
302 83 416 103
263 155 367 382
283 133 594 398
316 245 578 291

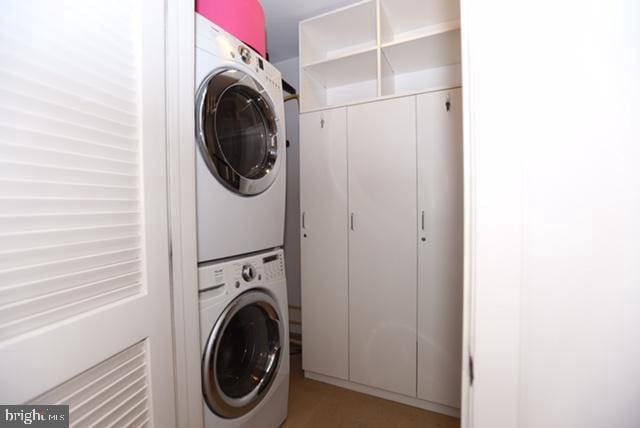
282 354 460 428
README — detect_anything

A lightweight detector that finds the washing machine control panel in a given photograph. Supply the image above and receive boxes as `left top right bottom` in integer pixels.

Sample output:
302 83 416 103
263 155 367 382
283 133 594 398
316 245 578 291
261 253 285 282
197 249 285 293
235 251 285 284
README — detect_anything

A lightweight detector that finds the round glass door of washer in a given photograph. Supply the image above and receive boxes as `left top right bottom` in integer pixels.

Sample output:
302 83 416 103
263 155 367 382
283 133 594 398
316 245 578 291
202 290 283 418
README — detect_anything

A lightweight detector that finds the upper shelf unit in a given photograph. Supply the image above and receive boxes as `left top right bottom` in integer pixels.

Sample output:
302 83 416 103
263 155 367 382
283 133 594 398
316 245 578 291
299 0 462 112
299 0 377 66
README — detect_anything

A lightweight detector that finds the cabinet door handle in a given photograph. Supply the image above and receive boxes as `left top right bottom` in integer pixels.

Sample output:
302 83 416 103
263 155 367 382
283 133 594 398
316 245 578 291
350 213 355 231
421 210 425 231
302 212 306 229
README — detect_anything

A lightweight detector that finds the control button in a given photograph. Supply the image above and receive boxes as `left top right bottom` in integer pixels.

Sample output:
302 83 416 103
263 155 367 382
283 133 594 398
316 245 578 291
242 264 256 282
238 46 251 64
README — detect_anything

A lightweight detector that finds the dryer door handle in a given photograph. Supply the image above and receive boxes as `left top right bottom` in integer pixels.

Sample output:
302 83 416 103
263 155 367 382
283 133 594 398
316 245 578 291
302 212 306 229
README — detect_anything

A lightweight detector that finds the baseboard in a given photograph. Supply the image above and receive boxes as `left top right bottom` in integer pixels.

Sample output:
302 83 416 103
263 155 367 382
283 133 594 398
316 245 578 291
304 370 460 419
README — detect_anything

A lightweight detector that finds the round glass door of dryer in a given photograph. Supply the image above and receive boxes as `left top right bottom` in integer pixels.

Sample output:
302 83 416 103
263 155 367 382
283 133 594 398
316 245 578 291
202 290 283 418
196 67 281 196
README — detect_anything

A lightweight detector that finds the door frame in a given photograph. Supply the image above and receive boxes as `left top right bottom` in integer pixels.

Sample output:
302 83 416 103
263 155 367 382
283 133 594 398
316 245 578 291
165 0 204 427
460 1 523 427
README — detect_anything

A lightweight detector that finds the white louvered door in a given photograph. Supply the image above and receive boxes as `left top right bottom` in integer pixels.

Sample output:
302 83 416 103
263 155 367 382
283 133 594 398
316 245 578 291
0 0 176 426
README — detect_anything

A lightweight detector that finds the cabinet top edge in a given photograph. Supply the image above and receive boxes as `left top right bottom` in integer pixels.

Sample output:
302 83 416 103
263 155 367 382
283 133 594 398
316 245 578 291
299 85 463 114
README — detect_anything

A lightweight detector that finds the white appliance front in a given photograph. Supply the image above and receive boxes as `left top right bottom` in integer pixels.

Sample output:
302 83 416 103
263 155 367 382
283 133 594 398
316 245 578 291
195 14 286 263
198 249 289 428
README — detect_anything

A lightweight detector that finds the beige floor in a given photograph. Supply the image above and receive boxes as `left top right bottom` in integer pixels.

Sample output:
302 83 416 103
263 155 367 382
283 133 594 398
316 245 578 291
283 354 460 428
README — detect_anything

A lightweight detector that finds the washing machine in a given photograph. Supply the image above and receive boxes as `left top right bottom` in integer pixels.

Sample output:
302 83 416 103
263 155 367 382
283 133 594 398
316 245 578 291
195 13 286 263
198 248 289 427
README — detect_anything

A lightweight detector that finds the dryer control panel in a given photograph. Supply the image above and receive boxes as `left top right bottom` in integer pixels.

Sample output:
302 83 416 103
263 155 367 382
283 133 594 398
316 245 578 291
198 249 285 293
196 14 282 94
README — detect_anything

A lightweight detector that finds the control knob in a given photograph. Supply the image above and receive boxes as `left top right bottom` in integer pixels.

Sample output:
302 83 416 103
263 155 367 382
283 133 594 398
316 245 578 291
242 264 256 282
238 46 251 64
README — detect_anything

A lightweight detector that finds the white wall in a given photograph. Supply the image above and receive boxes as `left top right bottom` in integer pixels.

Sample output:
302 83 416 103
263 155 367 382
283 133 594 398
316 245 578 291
463 0 640 427
274 57 302 336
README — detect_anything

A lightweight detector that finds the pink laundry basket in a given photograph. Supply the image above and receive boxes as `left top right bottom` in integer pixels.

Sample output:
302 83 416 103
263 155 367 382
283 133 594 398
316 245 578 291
196 0 267 57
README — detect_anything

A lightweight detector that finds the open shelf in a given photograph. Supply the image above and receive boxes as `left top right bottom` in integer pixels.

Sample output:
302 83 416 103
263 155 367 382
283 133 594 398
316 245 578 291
381 28 461 96
300 0 377 66
299 0 462 111
301 48 378 112
304 48 377 88
379 0 460 45
382 28 460 73
381 20 460 49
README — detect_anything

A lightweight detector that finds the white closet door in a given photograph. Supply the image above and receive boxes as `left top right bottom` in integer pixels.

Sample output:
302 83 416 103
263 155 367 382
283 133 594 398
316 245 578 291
300 108 349 380
0 0 175 426
416 89 463 408
348 97 417 396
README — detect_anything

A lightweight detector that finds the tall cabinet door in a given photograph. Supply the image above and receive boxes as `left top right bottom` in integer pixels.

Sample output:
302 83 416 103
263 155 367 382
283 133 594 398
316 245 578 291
300 108 349 379
417 89 464 408
348 97 417 396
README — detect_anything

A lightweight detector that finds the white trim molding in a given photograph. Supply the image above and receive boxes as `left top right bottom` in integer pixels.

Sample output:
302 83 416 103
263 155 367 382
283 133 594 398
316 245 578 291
165 1 203 427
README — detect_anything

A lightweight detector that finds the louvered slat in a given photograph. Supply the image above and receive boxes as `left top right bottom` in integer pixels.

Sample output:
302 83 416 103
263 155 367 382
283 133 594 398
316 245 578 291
0 56 136 114
0 247 141 285
0 10 139 72
0 213 139 233
0 107 138 150
73 377 147 427
102 396 148 428
0 70 138 128
93 388 147 428
0 283 141 340
0 199 139 216
0 126 138 163
40 345 146 404
0 236 140 270
0 162 138 187
0 182 138 199
130 414 151 428
30 342 151 427
0 0 144 344
0 225 140 251
0 142 138 175
0 262 140 304
0 273 142 325
0 88 137 136
0 50 137 106
0 28 138 90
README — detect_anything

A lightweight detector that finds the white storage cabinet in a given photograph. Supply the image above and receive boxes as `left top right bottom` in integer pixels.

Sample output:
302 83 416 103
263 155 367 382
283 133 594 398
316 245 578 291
300 90 463 415
299 0 463 417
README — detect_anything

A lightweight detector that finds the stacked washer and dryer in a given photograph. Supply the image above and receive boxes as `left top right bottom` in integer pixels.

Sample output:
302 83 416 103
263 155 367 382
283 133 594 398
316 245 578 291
194 12 289 428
